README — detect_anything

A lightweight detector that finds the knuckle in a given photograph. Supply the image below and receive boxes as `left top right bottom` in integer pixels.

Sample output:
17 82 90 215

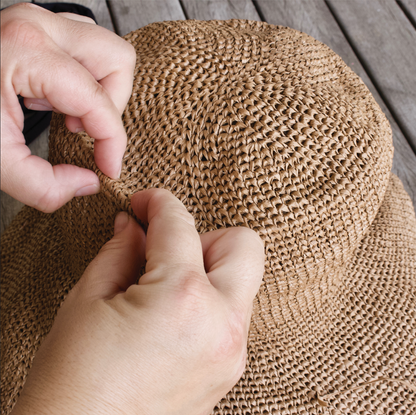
165 267 214 330
14 2 38 12
211 309 247 364
173 266 209 305
88 81 113 112
104 37 136 72
2 18 47 51
90 81 107 103
5 2 37 16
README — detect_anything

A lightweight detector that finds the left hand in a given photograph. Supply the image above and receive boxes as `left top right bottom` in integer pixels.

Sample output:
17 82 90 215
1 3 136 212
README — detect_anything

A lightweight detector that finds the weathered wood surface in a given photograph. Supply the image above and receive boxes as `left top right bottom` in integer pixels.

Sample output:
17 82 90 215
0 0 28 8
256 0 366 71
181 0 259 20
33 0 114 31
398 0 416 28
327 0 416 155
108 0 185 36
255 0 416 208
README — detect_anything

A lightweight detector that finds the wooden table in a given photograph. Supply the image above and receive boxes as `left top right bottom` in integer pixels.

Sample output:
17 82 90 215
1 0 415 234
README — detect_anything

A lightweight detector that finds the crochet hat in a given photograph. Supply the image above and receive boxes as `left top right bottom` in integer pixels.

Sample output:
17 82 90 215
2 20 416 414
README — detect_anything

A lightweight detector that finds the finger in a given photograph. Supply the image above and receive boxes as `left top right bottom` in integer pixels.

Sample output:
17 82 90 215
10 6 135 178
15 47 127 179
4 158 100 213
45 56 126 179
95 64 136 116
65 115 84 132
1 110 100 212
24 13 98 132
24 97 53 111
200 228 264 310
47 10 136 115
80 212 146 300
24 97 63 114
130 189 206 280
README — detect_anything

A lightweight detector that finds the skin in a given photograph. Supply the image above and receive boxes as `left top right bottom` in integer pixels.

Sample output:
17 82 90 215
1 3 136 212
11 189 264 415
2 4 265 414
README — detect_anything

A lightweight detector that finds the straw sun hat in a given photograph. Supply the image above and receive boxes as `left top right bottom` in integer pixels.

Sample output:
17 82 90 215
2 20 416 415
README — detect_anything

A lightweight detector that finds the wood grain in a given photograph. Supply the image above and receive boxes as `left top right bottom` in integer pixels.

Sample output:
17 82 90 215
327 0 416 154
255 0 416 209
1 0 29 8
108 0 185 36
181 0 260 20
33 0 114 31
397 0 416 29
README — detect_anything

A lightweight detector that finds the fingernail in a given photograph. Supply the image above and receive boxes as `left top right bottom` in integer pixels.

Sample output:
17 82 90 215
114 211 129 235
28 103 53 111
75 127 85 133
114 164 122 180
74 184 100 197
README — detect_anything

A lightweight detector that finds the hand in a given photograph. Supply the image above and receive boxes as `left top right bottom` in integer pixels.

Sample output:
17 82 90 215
0 3 136 212
10 189 264 415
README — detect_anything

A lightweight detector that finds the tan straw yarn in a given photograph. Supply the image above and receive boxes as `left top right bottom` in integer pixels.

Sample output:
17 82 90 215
2 20 416 414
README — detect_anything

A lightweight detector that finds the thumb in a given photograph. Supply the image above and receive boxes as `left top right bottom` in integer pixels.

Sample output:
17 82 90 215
79 212 146 301
1 115 101 213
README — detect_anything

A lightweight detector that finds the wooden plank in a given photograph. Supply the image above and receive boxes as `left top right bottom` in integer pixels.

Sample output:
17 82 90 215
108 0 185 36
256 0 375 76
33 0 114 31
181 0 260 20
255 0 416 210
1 0 30 8
326 0 416 154
397 0 416 29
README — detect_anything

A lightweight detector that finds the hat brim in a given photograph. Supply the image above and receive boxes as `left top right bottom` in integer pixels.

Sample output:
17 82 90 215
237 173 416 414
2 175 415 415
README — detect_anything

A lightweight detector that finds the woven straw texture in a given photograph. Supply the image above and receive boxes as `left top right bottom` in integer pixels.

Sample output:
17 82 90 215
2 20 416 414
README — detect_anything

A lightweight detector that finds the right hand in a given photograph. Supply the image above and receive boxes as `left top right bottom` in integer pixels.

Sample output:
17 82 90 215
11 188 265 415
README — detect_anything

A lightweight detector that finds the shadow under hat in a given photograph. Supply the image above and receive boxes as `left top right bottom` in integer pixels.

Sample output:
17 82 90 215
2 20 416 414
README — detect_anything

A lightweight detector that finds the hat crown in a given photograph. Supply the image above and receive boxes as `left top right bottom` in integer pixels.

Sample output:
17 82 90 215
49 20 393 297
